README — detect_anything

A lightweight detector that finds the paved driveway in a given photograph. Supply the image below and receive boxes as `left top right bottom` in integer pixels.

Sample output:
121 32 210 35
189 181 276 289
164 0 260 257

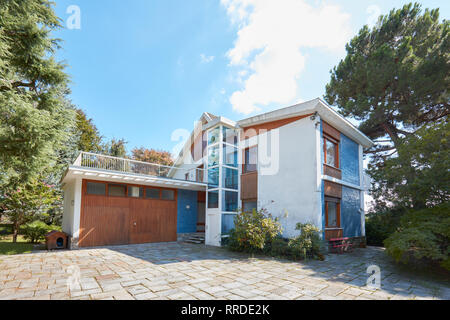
0 242 448 300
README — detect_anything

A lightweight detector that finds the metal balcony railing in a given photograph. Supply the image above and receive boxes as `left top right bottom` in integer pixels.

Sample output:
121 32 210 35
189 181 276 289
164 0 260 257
73 152 206 184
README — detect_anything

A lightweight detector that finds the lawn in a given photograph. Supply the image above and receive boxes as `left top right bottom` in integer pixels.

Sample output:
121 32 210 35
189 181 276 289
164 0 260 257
0 235 35 255
0 224 43 255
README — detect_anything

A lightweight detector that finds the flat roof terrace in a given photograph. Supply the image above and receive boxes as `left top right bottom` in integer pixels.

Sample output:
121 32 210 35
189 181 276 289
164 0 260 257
61 152 207 191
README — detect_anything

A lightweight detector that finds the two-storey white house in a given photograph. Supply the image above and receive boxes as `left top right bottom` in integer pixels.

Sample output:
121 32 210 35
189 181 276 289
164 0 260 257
61 98 373 248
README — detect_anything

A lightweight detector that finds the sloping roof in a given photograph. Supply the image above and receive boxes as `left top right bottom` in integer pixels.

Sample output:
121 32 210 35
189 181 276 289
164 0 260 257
238 98 374 148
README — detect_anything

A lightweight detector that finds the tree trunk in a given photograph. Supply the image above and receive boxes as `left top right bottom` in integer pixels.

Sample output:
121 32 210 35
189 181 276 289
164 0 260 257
12 222 19 243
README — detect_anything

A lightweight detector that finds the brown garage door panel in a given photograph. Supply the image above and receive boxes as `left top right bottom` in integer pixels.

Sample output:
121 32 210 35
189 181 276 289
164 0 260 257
79 197 130 247
129 197 177 244
79 180 178 247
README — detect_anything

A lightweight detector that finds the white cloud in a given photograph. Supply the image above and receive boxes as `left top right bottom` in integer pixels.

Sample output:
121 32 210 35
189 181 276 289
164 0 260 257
366 5 381 28
221 0 352 114
200 53 215 63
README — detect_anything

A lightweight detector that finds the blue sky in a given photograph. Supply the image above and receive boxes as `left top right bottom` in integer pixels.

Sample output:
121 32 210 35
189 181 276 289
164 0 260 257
53 0 449 155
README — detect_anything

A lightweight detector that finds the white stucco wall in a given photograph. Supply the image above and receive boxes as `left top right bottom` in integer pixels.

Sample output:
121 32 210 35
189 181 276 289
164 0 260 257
257 117 321 238
62 178 82 248
72 178 82 243
62 180 75 236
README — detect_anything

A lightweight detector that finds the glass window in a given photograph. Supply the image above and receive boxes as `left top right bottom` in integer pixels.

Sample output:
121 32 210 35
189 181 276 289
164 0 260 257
208 145 220 167
244 147 257 173
243 201 257 213
208 191 219 208
196 166 204 183
223 167 238 190
222 190 238 212
208 167 219 188
326 199 340 228
86 182 106 195
221 214 235 234
108 184 126 197
146 188 160 199
128 186 143 198
222 126 238 145
325 139 338 168
161 189 175 200
223 145 238 167
208 126 220 145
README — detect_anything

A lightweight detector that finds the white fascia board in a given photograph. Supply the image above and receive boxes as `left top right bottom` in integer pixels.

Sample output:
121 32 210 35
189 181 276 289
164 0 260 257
237 98 319 128
202 116 237 131
315 99 374 149
62 166 207 191
236 98 374 149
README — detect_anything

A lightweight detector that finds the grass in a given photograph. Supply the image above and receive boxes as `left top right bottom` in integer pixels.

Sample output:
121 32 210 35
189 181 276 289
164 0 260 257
0 224 44 255
0 234 35 255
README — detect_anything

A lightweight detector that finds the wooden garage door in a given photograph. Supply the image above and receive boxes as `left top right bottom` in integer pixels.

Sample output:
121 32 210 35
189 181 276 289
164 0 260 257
79 180 177 247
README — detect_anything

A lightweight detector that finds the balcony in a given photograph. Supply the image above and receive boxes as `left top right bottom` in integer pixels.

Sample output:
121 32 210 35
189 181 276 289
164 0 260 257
70 152 206 185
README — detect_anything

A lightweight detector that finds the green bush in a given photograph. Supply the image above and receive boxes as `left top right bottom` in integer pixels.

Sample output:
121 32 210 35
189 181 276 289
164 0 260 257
288 223 325 260
0 224 13 236
228 208 282 253
384 203 450 271
21 221 61 244
365 207 406 246
269 237 291 257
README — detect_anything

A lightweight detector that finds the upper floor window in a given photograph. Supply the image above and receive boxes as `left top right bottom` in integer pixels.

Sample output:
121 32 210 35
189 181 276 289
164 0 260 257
243 147 257 173
324 137 339 168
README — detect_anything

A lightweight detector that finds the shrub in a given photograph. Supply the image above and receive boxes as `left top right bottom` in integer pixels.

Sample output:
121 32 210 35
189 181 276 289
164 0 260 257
269 237 291 257
365 207 406 246
0 224 13 236
21 221 61 243
384 203 450 271
228 208 282 253
288 223 325 260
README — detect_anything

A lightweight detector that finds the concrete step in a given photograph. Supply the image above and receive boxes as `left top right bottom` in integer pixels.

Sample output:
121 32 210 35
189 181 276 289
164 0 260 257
184 233 205 244
189 233 205 238
184 239 204 244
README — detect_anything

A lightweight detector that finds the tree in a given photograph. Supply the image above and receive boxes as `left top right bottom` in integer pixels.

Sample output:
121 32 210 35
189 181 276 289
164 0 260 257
0 0 75 187
0 179 60 242
104 138 128 158
325 3 449 209
75 109 104 153
131 147 174 166
384 202 450 271
370 121 449 209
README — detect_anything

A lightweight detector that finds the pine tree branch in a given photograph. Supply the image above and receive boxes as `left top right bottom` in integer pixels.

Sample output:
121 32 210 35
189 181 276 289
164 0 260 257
365 146 397 154
0 80 36 91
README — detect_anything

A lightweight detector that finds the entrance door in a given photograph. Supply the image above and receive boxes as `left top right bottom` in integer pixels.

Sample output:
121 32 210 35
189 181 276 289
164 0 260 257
205 208 221 246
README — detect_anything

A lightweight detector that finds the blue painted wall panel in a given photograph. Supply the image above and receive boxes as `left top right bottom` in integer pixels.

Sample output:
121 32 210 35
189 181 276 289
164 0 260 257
177 189 198 233
222 214 235 234
340 134 360 185
341 186 361 237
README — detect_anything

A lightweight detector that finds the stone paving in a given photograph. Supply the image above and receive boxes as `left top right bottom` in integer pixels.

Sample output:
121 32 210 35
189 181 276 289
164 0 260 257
0 242 449 300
